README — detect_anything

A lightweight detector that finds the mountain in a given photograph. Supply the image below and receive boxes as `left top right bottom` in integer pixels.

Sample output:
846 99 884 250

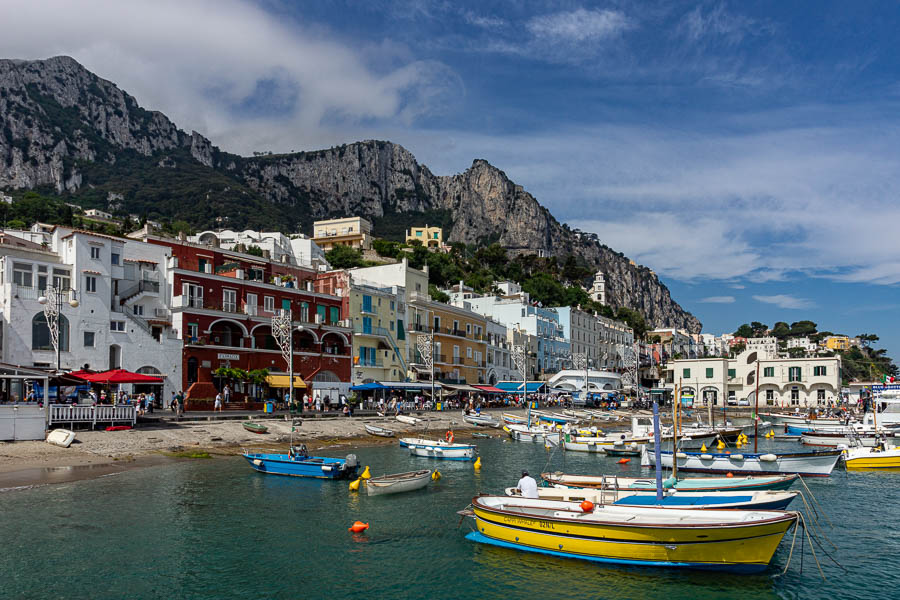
0 56 701 332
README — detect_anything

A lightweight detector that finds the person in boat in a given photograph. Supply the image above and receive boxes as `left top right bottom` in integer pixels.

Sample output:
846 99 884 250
517 470 539 499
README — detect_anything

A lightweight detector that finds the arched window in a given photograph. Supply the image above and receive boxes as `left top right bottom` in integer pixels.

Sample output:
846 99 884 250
32 313 69 351
187 357 199 384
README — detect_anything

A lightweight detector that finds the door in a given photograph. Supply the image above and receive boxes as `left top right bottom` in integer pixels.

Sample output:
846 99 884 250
223 289 237 312
246 293 257 315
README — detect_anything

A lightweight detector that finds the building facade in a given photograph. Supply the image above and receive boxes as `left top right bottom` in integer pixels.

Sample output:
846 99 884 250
312 217 372 251
347 279 408 385
405 225 443 249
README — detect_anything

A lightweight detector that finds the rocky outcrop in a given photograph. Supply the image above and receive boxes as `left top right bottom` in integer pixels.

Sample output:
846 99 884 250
0 56 700 332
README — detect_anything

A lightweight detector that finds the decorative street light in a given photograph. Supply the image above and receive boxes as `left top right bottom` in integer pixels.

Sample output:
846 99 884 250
38 285 79 372
571 351 588 404
623 343 639 404
416 330 435 405
512 343 527 406
271 308 295 409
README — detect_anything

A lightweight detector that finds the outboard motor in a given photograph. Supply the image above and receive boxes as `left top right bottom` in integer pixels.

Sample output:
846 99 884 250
343 453 359 473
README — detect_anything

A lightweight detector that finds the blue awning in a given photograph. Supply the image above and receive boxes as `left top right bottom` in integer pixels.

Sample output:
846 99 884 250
495 381 546 394
377 381 428 391
349 382 388 391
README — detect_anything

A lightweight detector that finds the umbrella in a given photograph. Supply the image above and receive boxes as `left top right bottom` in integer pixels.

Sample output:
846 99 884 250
82 369 163 384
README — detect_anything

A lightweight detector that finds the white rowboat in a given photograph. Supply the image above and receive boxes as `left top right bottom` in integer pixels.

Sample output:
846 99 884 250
365 424 395 437
46 429 75 448
462 412 501 428
365 469 432 496
408 440 476 461
396 415 423 425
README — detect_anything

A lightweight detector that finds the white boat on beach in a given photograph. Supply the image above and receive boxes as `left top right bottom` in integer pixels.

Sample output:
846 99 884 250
396 415 423 425
407 439 477 461
462 411 501 428
642 446 842 477
364 424 395 437
506 423 560 444
46 428 75 448
365 469 432 496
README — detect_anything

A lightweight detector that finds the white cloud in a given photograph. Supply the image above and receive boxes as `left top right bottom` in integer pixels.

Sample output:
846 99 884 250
729 284 746 289
699 296 736 304
0 0 462 153
464 12 506 29
677 4 769 45
752 294 815 309
527 8 632 43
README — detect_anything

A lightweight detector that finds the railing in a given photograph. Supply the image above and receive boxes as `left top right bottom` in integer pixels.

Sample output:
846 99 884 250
48 404 136 427
10 284 75 302
357 359 384 368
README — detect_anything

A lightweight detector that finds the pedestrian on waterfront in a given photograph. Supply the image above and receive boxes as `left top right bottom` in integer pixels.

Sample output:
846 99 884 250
342 404 351 417
170 391 177 412
214 392 223 412
315 394 322 412
517 470 539 499
223 384 231 404
148 392 155 413
302 393 309 412
176 391 185 418
100 390 107 404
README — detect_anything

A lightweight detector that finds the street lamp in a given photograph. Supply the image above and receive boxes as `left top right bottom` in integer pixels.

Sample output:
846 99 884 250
571 352 588 405
416 329 435 407
38 285 79 372
272 309 297 410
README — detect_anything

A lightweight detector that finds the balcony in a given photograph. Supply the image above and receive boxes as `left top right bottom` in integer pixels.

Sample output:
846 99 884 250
357 358 384 368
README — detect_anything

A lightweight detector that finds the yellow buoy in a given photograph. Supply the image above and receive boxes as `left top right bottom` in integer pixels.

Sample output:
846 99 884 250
717 440 726 450
473 457 482 470
736 440 743 449
700 443 707 452
431 471 441 480
349 478 360 492
360 466 371 480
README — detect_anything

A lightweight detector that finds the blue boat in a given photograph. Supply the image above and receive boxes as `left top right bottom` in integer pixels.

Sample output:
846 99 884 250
243 445 359 479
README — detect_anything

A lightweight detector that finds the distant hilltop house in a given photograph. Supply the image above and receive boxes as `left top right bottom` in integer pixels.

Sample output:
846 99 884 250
405 225 443 249
84 208 114 220
821 335 850 351
186 229 329 270
312 216 372 251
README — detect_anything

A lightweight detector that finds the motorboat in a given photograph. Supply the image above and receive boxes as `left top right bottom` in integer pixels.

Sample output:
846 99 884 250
398 437 435 448
462 495 797 572
462 411 501 428
643 446 842 477
842 442 900 469
407 439 477 461
800 428 897 447
542 471 799 492
243 445 359 479
365 469 432 496
505 423 560 444
364 424 395 438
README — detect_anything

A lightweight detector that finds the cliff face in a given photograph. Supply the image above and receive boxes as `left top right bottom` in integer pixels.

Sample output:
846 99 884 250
0 56 700 332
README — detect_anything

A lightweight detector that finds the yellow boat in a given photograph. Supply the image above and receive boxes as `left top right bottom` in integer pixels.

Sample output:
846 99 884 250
844 444 900 469
464 495 797 572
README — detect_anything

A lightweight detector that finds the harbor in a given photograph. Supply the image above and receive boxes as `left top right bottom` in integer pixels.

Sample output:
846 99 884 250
0 424 896 600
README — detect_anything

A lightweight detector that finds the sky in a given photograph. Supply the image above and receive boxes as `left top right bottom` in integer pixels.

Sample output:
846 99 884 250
2 0 899 357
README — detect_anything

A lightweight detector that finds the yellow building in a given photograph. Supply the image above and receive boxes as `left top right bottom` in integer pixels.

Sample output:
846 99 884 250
406 225 443 249
349 282 408 384
313 216 373 251
823 335 850 351
410 295 487 384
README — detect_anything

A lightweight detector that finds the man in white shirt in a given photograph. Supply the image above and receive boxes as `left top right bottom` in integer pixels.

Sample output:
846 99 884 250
517 470 539 499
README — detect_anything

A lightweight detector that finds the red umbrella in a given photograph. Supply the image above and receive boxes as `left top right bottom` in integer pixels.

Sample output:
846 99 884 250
67 369 96 380
82 369 163 384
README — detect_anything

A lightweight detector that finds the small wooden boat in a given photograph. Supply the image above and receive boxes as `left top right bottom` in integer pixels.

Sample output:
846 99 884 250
396 415 422 425
502 413 526 425
407 439 477 461
242 422 268 434
365 424 395 437
462 411 501 428
505 486 799 511
46 429 75 448
542 471 799 492
463 495 797 572
243 446 359 479
365 469 432 496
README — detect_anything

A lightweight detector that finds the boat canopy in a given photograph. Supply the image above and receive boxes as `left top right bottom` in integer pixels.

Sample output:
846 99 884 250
265 375 307 388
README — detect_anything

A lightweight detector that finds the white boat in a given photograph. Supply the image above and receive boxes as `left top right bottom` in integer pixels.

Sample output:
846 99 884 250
861 393 900 427
407 439 476 461
506 424 560 444
365 469 432 496
396 415 423 425
563 439 610 453
843 442 900 469
504 486 798 511
542 471 800 492
801 429 897 447
502 413 526 425
364 424 395 438
462 411 501 428
642 446 842 477
398 437 435 448
46 428 75 448
760 412 845 428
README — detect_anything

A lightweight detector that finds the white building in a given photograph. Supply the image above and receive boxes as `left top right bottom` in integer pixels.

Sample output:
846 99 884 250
787 337 818 354
588 271 606 304
745 337 778 359
666 349 841 408
0 227 182 398
547 369 623 395
289 234 329 270
598 316 633 370
189 229 329 270
556 306 598 365
84 208 113 220
484 318 515 385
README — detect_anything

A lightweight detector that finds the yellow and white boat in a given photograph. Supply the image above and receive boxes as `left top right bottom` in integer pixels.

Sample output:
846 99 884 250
843 443 900 469
463 495 797 572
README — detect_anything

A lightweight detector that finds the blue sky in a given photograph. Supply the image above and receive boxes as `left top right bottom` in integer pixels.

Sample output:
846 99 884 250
4 0 899 357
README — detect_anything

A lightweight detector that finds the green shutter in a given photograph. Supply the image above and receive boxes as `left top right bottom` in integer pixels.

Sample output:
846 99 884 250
728 368 736 378
397 319 405 340
683 368 690 379
706 367 713 378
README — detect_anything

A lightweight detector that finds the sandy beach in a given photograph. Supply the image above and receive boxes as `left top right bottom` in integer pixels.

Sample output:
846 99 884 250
0 411 512 489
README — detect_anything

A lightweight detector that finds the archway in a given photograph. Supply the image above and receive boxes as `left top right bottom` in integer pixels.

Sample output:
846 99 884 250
251 325 278 351
209 320 244 347
701 386 719 406
109 344 121 370
321 332 347 355
32 312 69 351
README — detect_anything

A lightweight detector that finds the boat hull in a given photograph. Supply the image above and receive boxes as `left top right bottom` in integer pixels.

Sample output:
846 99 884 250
844 447 900 469
365 425 395 437
365 470 432 496
46 429 75 448
243 453 358 479
463 413 501 428
408 442 476 461
468 501 795 572
649 449 841 477
801 431 892 447
542 472 799 492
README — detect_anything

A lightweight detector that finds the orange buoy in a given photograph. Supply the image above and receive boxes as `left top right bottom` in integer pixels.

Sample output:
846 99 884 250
726 472 734 478
580 500 594 513
617 458 630 464
348 521 369 533
445 430 455 443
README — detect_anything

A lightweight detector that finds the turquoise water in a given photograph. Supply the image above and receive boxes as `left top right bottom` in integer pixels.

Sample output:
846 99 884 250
1 438 896 600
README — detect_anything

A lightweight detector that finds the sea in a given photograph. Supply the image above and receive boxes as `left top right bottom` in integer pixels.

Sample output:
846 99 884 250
0 436 896 600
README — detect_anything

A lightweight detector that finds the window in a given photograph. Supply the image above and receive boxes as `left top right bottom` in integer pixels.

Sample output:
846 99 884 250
300 302 309 322
90 246 101 260
706 367 714 378
788 367 802 382
111 253 120 265
223 289 237 312
433 316 441 330
362 295 373 313
84 331 95 347
397 319 405 341
246 293 257 314
727 368 736 379
37 265 47 291
198 258 208 273
362 316 372 334
329 306 339 325
817 389 826 402
813 366 827 376
390 300 395 311
683 368 691 379
791 389 800 405
263 296 275 312
316 304 327 323
52 268 70 291
453 320 459 333
13 263 32 287
85 275 97 293
467 347 473 358
466 323 472 335
390 320 394 331
766 389 774 404
133 305 143 316
110 321 126 332
32 313 69 351
186 322 199 341
764 366 775 378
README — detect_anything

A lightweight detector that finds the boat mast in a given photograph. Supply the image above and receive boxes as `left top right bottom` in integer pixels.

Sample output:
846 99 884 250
652 394 663 501
754 360 760 453
672 381 679 480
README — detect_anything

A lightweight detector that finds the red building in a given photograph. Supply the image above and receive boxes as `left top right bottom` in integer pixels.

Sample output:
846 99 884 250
145 236 352 402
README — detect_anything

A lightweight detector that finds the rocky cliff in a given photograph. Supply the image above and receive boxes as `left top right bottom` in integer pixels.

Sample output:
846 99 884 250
0 56 700 332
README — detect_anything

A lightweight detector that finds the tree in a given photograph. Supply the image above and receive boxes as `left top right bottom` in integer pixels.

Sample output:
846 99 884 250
733 324 754 338
789 320 817 336
325 245 365 269
373 239 403 258
771 322 791 338
245 245 264 257
428 284 449 303
750 321 768 336
615 307 647 340
521 273 567 306
858 333 879 347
